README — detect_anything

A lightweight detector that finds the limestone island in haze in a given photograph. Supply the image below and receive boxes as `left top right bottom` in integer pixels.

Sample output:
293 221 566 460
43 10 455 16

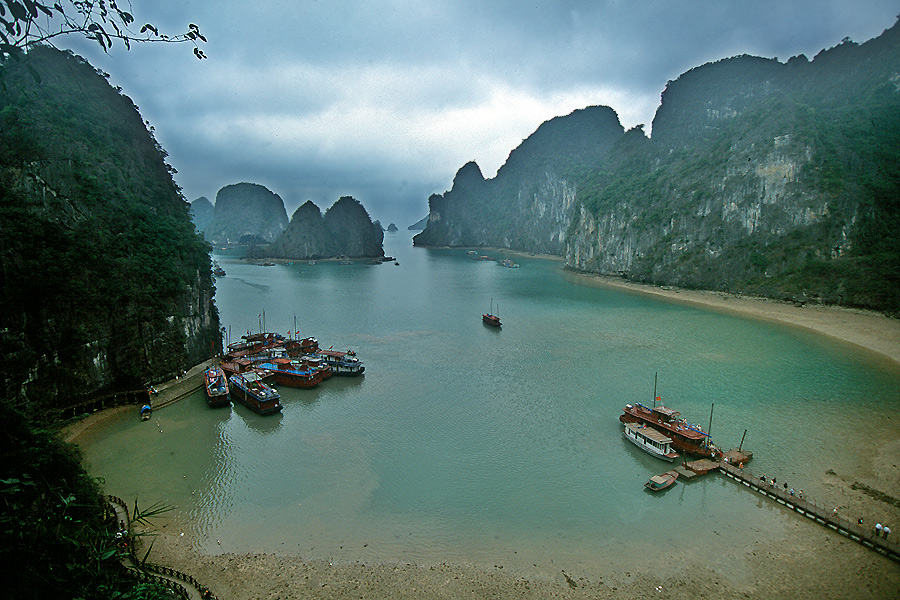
246 196 385 260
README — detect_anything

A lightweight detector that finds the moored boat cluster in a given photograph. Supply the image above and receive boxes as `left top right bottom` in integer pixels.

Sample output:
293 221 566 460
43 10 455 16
619 389 752 492
204 331 365 415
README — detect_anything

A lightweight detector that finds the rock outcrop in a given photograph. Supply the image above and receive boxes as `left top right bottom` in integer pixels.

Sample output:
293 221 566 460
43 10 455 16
414 106 624 254
250 196 384 259
414 18 900 313
204 183 289 245
189 196 215 232
0 47 221 409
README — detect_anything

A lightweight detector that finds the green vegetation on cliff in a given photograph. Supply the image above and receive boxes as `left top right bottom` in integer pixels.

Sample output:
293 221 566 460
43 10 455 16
0 404 172 599
0 46 220 410
415 19 900 314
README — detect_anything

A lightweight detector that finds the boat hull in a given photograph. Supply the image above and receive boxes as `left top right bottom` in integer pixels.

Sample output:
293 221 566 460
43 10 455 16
204 368 231 408
229 374 282 415
482 314 501 327
645 470 679 491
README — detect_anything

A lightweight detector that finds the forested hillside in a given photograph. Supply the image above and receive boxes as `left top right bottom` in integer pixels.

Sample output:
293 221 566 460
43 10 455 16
416 19 900 314
0 46 221 411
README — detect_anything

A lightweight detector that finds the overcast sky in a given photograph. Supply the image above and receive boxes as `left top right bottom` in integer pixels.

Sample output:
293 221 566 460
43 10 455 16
64 1 899 226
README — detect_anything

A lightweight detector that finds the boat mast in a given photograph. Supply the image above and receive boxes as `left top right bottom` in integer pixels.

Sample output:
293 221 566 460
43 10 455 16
653 372 658 407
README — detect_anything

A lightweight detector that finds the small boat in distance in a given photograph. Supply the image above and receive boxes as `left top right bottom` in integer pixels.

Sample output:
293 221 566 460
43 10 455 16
623 422 679 461
229 371 282 415
482 298 501 327
204 366 231 407
644 470 679 492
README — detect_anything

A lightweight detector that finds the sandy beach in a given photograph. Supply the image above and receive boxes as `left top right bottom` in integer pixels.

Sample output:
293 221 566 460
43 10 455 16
67 281 900 599
578 274 900 369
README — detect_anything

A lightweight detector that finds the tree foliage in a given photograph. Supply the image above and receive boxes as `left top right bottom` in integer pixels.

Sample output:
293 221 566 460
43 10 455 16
0 0 206 59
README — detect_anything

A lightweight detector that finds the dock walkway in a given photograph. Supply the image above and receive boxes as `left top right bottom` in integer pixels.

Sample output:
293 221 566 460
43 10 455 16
719 463 900 562
151 359 217 409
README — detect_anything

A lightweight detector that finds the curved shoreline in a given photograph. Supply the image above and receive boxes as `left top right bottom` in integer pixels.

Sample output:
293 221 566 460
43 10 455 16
66 269 900 599
571 272 900 369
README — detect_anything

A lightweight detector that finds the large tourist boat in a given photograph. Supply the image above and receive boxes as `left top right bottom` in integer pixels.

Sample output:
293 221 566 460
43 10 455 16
622 422 679 461
318 349 365 376
256 358 322 388
620 402 716 458
482 298 501 327
204 366 231 408
229 371 282 415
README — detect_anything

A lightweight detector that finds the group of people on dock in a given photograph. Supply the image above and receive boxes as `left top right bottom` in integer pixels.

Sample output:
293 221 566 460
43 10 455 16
759 474 802 500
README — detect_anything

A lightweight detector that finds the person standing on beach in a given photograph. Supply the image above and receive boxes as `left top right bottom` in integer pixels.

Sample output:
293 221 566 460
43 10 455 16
884 525 891 539
876 523 883 537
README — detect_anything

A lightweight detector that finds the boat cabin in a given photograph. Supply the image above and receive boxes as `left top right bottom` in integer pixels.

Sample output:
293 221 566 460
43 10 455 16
623 422 679 461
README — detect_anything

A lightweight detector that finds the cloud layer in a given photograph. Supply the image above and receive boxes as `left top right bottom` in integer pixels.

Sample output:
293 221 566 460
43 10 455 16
64 0 899 224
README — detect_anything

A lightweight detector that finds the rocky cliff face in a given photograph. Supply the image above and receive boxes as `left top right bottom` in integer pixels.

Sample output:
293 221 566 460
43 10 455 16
415 19 900 312
0 47 221 410
204 183 289 245
251 196 384 259
414 106 624 254
190 196 215 232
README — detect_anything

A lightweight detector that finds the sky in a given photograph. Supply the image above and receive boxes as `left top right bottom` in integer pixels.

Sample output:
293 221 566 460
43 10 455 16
61 1 899 226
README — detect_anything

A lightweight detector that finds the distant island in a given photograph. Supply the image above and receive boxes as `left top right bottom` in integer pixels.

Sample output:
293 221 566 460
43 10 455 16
203 183 289 245
247 196 385 260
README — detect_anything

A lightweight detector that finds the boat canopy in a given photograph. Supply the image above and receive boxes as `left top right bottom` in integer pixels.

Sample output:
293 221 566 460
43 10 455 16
652 406 680 419
625 422 673 444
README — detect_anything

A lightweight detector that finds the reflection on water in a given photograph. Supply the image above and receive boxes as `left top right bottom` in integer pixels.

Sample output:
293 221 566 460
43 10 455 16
78 234 900 575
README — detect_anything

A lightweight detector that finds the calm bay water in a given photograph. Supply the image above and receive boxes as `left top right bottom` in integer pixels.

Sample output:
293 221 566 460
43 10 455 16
79 233 900 577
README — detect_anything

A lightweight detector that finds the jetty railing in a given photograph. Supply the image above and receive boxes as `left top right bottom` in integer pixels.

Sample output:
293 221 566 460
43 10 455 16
106 495 219 600
56 389 150 420
718 463 900 563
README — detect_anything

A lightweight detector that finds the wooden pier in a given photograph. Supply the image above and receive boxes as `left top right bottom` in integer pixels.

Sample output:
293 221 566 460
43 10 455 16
150 359 217 409
718 463 900 563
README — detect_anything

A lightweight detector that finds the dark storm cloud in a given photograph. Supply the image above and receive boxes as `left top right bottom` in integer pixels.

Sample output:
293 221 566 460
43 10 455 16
63 1 899 224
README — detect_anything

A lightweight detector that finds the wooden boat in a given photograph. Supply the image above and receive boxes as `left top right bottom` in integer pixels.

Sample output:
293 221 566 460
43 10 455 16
317 349 365 376
229 372 282 415
482 298 501 327
620 374 719 458
620 402 717 458
257 358 322 388
623 422 679 461
204 366 231 407
285 336 319 357
644 470 679 491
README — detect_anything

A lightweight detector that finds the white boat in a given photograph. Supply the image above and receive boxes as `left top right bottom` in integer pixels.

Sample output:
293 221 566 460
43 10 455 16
623 422 679 462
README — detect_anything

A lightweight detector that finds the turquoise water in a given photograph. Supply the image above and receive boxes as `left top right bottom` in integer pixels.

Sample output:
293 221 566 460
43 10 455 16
78 234 900 576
